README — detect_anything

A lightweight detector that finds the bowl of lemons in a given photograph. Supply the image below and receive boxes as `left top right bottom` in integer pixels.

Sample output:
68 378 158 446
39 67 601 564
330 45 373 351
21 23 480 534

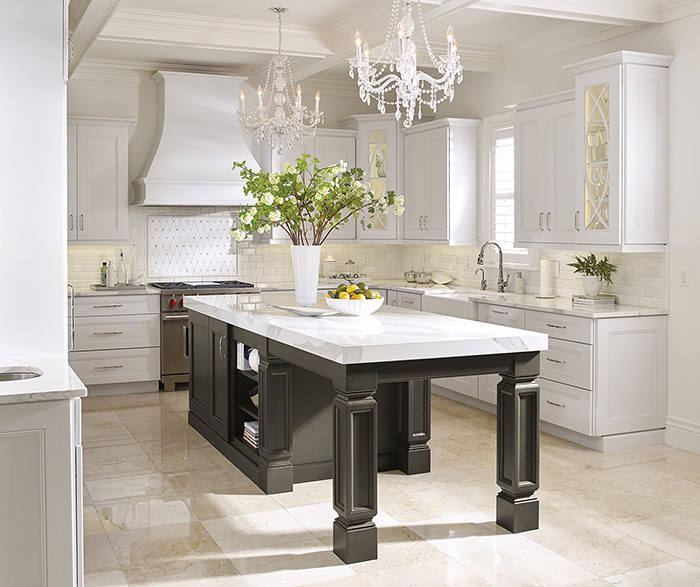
325 282 384 316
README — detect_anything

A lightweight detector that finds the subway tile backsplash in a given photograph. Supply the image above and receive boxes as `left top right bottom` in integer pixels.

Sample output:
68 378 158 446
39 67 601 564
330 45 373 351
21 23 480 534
67 206 667 308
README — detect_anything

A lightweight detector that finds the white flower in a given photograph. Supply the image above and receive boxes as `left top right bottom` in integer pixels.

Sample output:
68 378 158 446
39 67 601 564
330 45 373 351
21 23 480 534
231 228 246 241
260 192 274 205
240 211 253 225
288 196 297 204
313 192 323 201
283 163 296 174
275 197 284 204
395 194 404 206
269 173 281 185
256 224 271 234
393 206 405 216
269 209 281 222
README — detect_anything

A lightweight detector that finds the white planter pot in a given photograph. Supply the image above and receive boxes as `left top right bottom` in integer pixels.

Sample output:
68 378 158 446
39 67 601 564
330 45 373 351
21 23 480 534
581 275 603 296
290 245 321 306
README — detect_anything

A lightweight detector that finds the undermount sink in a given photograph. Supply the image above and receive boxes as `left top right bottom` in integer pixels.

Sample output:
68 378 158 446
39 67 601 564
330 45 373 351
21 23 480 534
0 366 43 381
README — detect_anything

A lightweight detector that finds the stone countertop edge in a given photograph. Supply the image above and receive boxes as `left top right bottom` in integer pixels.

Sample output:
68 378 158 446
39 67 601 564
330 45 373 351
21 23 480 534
184 292 548 366
0 354 87 404
73 286 160 296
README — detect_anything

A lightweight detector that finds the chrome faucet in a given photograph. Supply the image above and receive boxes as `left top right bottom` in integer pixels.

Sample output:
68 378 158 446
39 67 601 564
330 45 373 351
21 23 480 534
475 268 487 290
477 241 510 292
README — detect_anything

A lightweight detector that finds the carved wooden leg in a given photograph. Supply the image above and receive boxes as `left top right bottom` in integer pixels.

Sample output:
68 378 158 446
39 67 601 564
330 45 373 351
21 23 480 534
397 379 431 475
332 387 378 564
496 352 540 533
257 355 294 494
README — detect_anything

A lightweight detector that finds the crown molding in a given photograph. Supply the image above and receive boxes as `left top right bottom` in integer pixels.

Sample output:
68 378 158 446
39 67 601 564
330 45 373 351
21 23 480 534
661 0 700 21
503 20 643 67
101 7 333 59
70 59 247 83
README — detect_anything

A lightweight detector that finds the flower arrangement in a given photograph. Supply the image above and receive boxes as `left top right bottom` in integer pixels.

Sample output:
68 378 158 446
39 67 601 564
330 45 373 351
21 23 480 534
567 253 618 284
230 154 404 246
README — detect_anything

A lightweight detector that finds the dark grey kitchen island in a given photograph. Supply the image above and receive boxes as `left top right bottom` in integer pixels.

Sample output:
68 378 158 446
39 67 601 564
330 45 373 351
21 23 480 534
184 292 547 564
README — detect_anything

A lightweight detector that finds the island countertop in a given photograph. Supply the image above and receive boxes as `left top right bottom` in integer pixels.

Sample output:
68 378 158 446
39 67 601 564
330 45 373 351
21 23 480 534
0 355 87 405
184 292 548 365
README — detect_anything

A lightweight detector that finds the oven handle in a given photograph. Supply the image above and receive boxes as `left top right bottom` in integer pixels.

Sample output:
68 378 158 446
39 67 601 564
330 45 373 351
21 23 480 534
163 314 189 321
183 325 189 358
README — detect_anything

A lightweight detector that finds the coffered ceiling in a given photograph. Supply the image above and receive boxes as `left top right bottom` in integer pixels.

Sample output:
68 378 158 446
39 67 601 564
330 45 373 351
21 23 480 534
69 0 699 84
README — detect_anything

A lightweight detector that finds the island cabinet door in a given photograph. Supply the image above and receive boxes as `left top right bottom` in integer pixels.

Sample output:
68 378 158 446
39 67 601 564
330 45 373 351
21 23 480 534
209 318 231 439
189 311 212 426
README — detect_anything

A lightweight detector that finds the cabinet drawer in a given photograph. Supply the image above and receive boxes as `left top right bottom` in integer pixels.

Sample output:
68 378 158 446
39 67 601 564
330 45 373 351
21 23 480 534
397 291 422 310
539 378 593 435
477 304 525 328
75 294 159 317
74 314 160 351
540 338 593 390
526 310 592 344
69 347 160 385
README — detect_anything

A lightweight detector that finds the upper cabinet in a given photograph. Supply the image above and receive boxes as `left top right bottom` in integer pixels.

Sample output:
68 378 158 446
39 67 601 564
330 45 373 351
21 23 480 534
512 91 576 247
67 118 132 242
565 51 673 251
341 115 399 241
402 118 479 245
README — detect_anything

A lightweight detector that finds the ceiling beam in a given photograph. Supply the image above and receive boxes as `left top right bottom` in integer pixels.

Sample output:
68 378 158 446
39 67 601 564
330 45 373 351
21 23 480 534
68 0 120 78
470 0 663 26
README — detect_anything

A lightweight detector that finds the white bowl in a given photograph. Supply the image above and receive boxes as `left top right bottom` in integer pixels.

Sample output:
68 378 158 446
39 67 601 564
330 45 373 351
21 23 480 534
431 270 453 285
325 296 384 316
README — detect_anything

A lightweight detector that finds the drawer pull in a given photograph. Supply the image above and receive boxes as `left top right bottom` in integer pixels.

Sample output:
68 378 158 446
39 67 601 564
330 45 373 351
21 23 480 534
93 365 124 370
545 357 566 365
93 331 123 336
491 309 508 315
93 304 123 309
545 323 566 329
546 399 566 408
404 299 414 304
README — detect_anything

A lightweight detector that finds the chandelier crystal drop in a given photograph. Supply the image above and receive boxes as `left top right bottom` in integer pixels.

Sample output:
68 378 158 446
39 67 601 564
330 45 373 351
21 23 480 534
349 0 463 128
237 7 323 154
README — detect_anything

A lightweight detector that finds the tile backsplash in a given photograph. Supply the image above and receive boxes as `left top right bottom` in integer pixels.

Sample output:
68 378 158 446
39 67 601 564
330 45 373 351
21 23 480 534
68 206 667 308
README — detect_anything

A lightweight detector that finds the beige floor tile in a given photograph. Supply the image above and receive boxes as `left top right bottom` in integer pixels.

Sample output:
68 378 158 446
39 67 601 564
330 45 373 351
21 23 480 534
269 478 333 509
83 570 129 586
84 534 120 575
164 465 254 495
118 411 191 442
187 487 283 521
614 509 700 559
138 441 227 474
87 473 176 504
604 560 700 586
84 505 106 536
84 443 159 481
123 557 246 586
107 521 224 569
105 392 167 409
97 497 195 532
82 411 135 443
362 556 491 587
82 396 115 412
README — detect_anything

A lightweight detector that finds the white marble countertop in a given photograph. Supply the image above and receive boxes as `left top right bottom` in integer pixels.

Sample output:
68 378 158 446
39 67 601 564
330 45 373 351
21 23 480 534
184 292 547 365
0 355 87 405
74 286 160 296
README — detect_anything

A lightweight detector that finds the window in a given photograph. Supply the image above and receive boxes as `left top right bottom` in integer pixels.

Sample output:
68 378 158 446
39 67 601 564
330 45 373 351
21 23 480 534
484 116 534 267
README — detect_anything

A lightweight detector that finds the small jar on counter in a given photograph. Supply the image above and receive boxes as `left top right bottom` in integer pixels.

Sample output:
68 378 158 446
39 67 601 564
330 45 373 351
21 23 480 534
514 271 525 294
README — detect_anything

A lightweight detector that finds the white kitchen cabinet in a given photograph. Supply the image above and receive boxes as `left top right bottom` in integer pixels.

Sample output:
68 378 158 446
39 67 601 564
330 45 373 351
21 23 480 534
402 118 479 244
67 118 132 242
512 91 576 246
69 294 160 389
564 51 673 251
0 398 82 585
341 115 399 241
270 129 357 242
397 291 422 310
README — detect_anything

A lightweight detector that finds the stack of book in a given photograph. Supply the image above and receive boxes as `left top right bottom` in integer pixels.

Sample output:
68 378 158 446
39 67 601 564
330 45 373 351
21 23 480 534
243 420 259 449
572 294 615 309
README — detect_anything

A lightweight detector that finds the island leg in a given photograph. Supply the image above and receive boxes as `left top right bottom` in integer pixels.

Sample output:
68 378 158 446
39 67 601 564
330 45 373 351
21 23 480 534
257 354 294 494
496 352 540 533
397 379 431 475
332 385 378 564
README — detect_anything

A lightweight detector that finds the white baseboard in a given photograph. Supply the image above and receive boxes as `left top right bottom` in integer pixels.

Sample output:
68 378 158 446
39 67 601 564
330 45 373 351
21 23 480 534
430 384 496 415
666 416 700 455
85 381 160 396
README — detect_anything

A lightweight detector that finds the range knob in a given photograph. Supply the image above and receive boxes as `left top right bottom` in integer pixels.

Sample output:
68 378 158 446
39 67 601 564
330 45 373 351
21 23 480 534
179 299 184 306
169 297 178 307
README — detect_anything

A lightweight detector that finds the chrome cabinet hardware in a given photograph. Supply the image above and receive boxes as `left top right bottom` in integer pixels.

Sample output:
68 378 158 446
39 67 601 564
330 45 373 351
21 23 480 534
183 325 189 358
69 214 74 231
93 331 123 336
219 335 226 359
574 210 580 231
545 357 566 365
79 214 84 231
546 212 551 231
491 309 508 315
545 322 566 329
93 304 123 309
546 399 566 408
94 365 124 370
163 314 188 321
538 212 544 231
68 284 75 352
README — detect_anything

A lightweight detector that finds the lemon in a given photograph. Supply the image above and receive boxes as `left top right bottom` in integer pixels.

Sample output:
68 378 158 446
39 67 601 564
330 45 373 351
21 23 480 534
346 284 359 293
351 293 366 300
338 291 350 300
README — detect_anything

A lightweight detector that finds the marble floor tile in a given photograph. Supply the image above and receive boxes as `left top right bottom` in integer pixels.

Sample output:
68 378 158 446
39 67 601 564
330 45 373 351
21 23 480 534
138 441 227 474
225 535 358 587
269 478 333 509
86 473 176 504
203 508 318 553
83 570 129 586
122 557 246 586
83 443 159 481
604 560 700 586
107 521 224 569
84 505 106 536
361 556 491 587
82 396 115 412
164 464 254 495
187 487 284 521
614 509 700 559
118 411 192 442
82 411 134 443
96 497 195 532
84 534 120 575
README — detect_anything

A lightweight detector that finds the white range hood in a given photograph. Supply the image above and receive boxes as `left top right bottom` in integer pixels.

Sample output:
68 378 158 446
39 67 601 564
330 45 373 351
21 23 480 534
133 71 259 206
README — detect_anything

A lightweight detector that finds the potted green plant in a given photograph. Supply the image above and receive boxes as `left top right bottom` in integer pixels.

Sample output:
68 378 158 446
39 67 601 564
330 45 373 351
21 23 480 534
231 154 404 305
567 253 617 296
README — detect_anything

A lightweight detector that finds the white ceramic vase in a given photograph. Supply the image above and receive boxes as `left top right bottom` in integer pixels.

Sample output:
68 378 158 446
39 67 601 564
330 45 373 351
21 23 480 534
581 274 603 296
290 245 321 306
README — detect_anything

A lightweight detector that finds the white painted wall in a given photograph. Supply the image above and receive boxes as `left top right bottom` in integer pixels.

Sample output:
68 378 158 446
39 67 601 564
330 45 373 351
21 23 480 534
0 0 67 357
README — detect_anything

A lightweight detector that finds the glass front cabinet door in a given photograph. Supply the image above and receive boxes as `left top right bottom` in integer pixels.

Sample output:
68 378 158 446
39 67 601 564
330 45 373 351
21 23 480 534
341 115 399 241
566 51 673 251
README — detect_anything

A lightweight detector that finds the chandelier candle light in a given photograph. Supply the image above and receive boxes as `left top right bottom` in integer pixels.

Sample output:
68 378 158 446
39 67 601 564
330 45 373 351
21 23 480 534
237 7 323 154
349 0 463 127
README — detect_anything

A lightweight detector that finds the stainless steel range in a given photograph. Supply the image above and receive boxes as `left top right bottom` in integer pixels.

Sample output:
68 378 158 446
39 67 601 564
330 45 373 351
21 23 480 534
150 280 259 390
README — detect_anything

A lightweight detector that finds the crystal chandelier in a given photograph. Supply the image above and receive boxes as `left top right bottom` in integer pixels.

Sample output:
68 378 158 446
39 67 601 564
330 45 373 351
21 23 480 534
349 0 463 127
238 7 323 154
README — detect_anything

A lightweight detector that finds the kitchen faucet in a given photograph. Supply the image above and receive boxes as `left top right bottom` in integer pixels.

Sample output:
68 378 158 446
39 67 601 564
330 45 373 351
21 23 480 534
477 241 510 292
475 268 487 290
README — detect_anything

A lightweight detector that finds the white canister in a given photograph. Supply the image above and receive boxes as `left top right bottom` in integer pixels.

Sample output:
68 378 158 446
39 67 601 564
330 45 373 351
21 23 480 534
514 272 525 294
322 254 336 277
106 260 115 288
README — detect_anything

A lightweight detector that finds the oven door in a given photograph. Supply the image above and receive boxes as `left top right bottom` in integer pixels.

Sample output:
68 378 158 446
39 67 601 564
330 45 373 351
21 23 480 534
161 313 189 376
